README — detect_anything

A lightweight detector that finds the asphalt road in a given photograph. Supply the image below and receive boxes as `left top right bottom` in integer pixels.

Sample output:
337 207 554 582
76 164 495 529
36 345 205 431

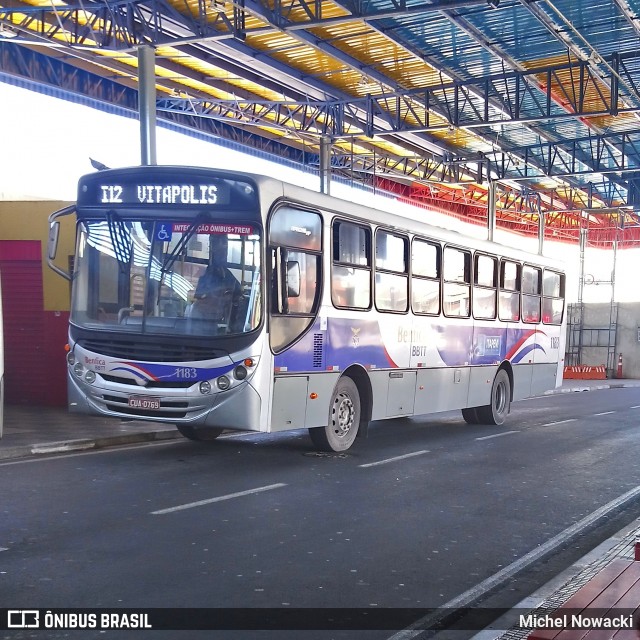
2 388 640 640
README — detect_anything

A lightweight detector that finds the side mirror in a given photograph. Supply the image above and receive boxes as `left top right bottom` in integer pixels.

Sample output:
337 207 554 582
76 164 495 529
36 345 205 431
47 205 76 281
48 221 60 261
286 260 301 297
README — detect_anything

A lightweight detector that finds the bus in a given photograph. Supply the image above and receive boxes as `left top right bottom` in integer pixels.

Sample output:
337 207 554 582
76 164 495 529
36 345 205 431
47 165 566 452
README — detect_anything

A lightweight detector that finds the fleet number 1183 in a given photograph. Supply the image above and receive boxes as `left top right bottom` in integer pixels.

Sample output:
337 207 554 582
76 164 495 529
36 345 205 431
174 367 198 379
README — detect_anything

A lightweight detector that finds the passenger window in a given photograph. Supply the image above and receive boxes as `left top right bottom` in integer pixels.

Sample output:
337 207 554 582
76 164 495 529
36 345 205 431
499 260 521 321
412 239 439 278
411 239 441 316
443 247 470 318
473 254 497 320
475 254 497 287
522 265 541 323
335 221 369 266
522 265 541 295
375 231 407 273
375 230 408 313
332 220 371 310
542 270 564 325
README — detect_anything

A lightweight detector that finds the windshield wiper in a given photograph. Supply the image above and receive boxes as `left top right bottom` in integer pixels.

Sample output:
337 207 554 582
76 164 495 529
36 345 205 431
106 211 133 275
159 212 211 277
154 213 212 309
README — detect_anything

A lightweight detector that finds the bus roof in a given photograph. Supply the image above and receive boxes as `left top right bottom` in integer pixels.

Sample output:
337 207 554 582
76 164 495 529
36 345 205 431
78 165 565 271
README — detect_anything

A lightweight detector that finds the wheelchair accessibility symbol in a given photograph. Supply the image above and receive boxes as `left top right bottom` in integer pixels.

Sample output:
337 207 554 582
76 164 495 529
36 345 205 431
156 224 173 242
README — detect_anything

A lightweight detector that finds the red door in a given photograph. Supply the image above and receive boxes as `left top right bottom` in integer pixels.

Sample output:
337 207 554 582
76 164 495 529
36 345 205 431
0 241 48 405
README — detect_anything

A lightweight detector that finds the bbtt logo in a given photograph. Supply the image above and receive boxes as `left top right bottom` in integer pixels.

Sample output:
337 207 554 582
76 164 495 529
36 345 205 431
8 610 39 628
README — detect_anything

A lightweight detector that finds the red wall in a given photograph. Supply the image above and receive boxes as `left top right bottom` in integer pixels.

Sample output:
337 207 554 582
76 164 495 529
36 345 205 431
0 240 68 406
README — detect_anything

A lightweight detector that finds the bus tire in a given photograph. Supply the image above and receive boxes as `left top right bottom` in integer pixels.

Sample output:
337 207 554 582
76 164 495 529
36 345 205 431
176 424 224 441
309 377 360 452
477 369 511 426
461 407 480 424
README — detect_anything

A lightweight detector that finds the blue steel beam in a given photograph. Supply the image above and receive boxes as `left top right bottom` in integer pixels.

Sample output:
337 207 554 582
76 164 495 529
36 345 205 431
2 0 637 205
0 40 631 207
0 42 310 165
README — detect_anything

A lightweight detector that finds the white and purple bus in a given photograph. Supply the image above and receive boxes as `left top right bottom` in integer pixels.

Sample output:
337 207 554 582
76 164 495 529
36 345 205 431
48 165 566 452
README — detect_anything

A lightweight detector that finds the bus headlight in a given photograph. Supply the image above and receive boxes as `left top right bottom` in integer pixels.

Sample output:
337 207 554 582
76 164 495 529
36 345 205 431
67 352 76 366
73 363 84 377
233 365 248 380
216 375 231 391
84 370 96 384
199 381 212 395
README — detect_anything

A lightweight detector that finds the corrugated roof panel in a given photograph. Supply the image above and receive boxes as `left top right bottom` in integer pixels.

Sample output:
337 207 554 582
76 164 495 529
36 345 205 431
454 3 571 65
374 58 443 89
6 0 640 215
318 26 406 70
154 47 292 102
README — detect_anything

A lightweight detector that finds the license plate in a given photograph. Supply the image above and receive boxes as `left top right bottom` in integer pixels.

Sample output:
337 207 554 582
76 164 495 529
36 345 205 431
128 395 161 410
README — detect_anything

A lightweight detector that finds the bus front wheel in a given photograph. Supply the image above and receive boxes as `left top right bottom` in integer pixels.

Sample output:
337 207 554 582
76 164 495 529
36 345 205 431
476 369 511 426
309 377 360 452
176 424 224 441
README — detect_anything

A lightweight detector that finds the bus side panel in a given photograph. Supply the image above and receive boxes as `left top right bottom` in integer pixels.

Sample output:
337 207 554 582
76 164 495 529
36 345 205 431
413 367 470 415
271 376 308 431
304 372 340 428
369 370 391 420
386 370 416 417
531 326 562 396
506 326 537 400
466 365 499 408
531 363 559 397
511 362 534 401
270 372 344 431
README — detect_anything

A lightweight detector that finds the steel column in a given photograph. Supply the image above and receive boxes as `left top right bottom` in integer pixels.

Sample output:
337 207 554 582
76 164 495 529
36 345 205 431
319 135 331 195
138 45 157 166
487 179 496 242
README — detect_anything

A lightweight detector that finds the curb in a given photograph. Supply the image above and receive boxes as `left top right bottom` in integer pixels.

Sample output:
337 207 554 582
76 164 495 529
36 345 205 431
471 517 640 640
545 381 640 395
0 429 182 461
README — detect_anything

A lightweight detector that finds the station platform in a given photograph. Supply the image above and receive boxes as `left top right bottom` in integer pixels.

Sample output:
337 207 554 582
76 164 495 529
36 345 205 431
0 404 180 461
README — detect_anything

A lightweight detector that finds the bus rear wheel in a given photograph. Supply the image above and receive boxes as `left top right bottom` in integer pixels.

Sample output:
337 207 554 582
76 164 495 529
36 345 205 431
176 424 224 441
461 407 480 424
309 377 360 452
476 369 511 426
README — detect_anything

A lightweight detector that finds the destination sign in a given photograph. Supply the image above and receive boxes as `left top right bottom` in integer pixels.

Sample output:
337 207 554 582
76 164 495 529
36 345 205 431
98 182 231 206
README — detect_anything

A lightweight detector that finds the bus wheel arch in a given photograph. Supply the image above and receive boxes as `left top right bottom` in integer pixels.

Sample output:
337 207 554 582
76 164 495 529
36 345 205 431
499 361 514 403
343 365 372 436
308 369 369 452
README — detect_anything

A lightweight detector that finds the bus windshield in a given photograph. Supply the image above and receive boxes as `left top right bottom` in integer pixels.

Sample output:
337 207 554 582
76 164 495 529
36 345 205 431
71 217 262 337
